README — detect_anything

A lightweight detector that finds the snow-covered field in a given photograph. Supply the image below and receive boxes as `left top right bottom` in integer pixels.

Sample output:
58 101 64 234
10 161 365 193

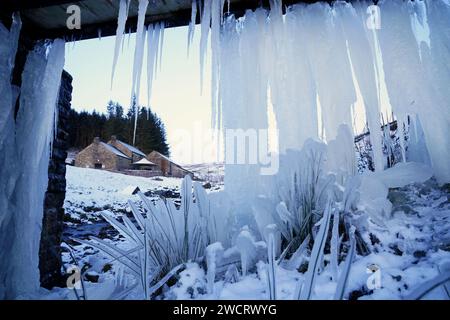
51 166 450 300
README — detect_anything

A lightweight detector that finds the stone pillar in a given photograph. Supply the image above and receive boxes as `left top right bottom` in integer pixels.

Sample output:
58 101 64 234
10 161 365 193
39 70 73 289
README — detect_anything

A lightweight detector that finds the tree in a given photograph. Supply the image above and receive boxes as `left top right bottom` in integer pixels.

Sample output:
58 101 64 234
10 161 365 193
135 107 170 156
67 100 170 157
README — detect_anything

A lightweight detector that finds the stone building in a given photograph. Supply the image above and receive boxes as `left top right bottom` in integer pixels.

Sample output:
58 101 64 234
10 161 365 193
75 137 131 170
108 135 146 162
147 150 194 178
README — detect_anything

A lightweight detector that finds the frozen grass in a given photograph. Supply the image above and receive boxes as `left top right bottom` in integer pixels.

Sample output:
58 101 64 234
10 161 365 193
77 175 232 299
273 141 333 255
405 271 450 300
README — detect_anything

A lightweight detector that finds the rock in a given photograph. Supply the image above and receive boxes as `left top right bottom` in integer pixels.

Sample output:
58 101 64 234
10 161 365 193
348 287 372 300
369 233 381 246
202 182 212 189
413 250 426 258
389 243 403 256
150 189 180 199
388 189 409 207
102 263 112 273
391 275 402 282
85 272 99 283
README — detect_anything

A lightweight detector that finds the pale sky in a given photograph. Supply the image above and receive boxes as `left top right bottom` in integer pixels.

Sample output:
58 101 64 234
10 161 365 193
65 26 216 164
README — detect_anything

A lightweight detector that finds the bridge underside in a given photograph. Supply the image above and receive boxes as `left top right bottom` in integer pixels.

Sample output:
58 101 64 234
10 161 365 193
0 0 333 41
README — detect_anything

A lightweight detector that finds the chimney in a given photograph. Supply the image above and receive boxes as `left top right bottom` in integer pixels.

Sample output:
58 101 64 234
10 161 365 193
93 137 100 144
111 135 117 143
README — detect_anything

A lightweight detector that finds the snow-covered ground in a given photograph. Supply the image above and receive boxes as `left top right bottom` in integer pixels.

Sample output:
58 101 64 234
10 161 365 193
184 162 224 184
53 166 450 300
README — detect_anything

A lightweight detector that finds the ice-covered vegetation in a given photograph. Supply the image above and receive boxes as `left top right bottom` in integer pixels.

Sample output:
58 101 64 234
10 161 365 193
76 175 232 299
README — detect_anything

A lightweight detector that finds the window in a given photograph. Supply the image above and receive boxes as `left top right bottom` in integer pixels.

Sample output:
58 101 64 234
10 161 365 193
94 163 102 169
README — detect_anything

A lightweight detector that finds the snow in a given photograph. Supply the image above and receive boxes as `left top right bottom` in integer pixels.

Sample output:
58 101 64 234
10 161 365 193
133 158 156 165
376 162 433 189
65 166 182 214
117 139 146 157
100 142 130 159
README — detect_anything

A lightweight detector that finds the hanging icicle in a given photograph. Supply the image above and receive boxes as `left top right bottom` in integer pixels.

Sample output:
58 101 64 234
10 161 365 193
187 0 198 56
131 0 149 146
199 0 212 94
111 0 129 88
146 22 162 106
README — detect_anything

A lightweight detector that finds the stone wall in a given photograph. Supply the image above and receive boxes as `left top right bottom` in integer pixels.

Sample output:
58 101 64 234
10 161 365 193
39 70 72 289
108 136 144 163
75 138 132 171
148 152 194 178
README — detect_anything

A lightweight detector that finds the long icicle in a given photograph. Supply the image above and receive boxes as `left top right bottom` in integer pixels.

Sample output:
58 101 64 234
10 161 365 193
187 0 198 57
131 0 149 146
199 0 212 94
111 0 129 88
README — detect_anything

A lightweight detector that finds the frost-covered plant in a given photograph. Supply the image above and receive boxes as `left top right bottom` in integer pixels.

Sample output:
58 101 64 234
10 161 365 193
265 226 278 300
205 242 224 295
334 230 356 300
78 175 231 299
293 200 356 300
273 140 333 250
405 270 450 300
235 227 258 277
297 199 333 300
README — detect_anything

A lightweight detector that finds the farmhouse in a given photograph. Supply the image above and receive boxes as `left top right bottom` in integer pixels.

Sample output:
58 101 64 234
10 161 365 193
107 135 146 162
75 137 192 178
148 151 194 178
74 137 131 170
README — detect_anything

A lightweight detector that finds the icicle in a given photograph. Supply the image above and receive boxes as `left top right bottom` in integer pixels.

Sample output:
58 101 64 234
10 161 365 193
335 2 384 172
187 0 197 56
409 0 431 62
146 23 161 106
0 38 65 298
98 28 102 40
131 0 149 146
127 27 131 48
210 0 225 130
153 23 161 76
199 0 212 94
111 0 129 88
159 22 165 72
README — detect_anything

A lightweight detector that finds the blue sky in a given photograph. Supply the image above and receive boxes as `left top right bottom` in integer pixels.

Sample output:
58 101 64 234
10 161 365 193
65 26 216 164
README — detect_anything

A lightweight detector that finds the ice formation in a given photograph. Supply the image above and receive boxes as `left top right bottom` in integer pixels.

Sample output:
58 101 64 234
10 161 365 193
111 0 129 88
187 0 198 56
131 0 149 145
199 0 212 93
190 0 450 194
146 22 163 106
0 14 65 297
